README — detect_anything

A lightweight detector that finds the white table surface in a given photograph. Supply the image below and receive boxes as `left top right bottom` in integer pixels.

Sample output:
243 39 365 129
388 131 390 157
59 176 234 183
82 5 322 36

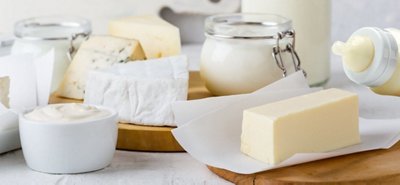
0 150 232 185
1 44 400 185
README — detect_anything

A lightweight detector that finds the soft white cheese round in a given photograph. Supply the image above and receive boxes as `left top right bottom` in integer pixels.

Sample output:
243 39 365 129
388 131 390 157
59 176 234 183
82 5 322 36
24 103 110 123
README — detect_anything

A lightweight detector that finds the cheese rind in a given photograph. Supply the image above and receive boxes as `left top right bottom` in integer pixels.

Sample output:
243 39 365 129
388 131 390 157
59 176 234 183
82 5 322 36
0 76 10 107
241 88 360 165
109 15 181 59
57 35 145 99
84 55 188 126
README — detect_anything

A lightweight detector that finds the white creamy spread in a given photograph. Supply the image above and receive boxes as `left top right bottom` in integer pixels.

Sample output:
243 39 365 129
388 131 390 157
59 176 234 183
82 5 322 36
24 103 110 122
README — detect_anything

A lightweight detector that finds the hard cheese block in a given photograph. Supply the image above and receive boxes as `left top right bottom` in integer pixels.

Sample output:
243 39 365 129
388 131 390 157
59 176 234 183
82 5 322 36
241 88 360 165
84 55 188 126
0 76 9 107
57 35 145 99
109 15 181 59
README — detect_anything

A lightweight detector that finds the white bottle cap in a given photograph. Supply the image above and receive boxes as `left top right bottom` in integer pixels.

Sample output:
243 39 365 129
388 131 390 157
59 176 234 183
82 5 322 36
343 27 398 87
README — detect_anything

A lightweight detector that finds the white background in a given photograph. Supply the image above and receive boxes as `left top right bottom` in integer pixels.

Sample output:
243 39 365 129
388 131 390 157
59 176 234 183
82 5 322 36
0 0 399 43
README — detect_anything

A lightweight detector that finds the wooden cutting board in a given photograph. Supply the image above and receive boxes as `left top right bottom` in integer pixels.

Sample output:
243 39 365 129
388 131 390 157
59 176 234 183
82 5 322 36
50 72 212 152
208 141 400 185
51 71 400 184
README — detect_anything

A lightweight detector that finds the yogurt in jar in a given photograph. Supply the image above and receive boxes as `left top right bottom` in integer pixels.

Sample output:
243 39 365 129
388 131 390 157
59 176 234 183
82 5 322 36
200 14 297 96
201 38 293 96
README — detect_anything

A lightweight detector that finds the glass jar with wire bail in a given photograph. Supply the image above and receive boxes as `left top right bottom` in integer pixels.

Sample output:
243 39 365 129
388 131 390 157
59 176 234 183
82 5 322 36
200 13 306 96
12 16 91 92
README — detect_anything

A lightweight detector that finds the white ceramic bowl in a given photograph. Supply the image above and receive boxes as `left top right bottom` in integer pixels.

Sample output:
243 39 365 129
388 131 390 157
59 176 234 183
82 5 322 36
19 104 118 174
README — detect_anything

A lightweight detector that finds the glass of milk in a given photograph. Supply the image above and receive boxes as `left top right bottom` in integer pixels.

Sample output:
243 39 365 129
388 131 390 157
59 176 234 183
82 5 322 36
242 0 331 87
12 16 91 92
201 13 303 96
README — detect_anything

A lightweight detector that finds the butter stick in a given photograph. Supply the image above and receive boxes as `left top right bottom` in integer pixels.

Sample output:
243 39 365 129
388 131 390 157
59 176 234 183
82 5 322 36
241 88 361 164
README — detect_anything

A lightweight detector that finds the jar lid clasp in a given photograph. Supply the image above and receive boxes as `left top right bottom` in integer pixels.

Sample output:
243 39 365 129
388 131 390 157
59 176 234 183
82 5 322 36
272 30 307 78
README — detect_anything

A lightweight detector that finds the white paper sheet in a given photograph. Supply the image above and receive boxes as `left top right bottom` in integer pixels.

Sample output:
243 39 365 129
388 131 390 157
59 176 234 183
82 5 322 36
34 49 55 106
0 54 37 111
0 50 54 154
0 102 20 154
0 50 55 111
172 72 400 174
173 71 312 127
0 128 20 154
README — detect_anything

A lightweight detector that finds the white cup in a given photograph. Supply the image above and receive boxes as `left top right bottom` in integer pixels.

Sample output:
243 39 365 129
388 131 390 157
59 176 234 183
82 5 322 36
19 105 118 174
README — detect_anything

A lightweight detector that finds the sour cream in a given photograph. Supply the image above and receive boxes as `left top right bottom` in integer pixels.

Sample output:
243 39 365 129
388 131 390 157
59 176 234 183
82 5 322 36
24 103 110 123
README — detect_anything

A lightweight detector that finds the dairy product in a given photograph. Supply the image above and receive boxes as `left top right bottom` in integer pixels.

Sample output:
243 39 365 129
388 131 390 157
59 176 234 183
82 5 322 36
109 15 181 59
242 0 331 86
19 103 117 174
0 76 9 107
57 35 145 100
11 16 91 92
84 55 188 126
201 14 295 96
201 38 292 96
333 27 400 96
24 103 110 122
241 88 360 164
332 36 374 72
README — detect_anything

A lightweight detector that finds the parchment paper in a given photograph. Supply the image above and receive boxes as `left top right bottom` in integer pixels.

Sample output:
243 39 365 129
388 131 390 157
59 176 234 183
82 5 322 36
0 50 54 154
0 49 54 111
172 72 400 174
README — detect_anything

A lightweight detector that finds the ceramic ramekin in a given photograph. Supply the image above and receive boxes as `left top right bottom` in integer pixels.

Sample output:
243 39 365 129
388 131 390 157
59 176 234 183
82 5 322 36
19 104 118 174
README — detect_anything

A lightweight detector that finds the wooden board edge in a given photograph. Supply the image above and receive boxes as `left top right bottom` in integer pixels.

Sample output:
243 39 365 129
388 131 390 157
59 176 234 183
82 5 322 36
117 123 184 152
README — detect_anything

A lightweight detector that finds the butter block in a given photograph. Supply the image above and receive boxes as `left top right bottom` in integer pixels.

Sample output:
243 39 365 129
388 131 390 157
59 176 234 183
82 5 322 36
57 35 145 100
84 55 188 126
241 88 360 165
0 76 10 107
109 15 181 59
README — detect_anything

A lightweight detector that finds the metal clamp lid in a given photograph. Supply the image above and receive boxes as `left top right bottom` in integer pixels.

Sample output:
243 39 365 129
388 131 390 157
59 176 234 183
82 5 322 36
272 30 307 78
205 13 306 78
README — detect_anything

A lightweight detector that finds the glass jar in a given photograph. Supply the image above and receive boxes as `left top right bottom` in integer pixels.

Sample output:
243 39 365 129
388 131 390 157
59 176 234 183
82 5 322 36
242 0 331 87
201 13 304 96
12 16 91 92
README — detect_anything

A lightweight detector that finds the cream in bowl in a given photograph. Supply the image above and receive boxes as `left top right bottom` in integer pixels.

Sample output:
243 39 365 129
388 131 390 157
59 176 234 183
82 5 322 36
19 103 118 174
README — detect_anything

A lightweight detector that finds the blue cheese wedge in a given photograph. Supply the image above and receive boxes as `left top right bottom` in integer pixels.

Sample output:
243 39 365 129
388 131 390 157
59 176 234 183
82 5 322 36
84 55 188 126
0 76 9 107
57 35 145 100
241 88 361 165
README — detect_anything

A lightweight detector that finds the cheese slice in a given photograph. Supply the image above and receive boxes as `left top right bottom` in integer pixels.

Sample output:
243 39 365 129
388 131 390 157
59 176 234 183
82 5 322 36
0 76 10 107
109 15 181 59
84 55 188 126
241 88 360 165
57 35 145 99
